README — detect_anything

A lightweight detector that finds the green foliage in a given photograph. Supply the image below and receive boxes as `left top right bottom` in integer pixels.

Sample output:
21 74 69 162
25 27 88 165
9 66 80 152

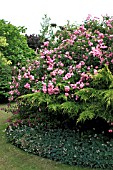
101 89 113 108
39 14 54 42
13 65 113 127
0 20 36 101
75 65 113 122
0 19 35 65
61 101 80 117
0 36 12 101
6 124 113 169
17 65 113 124
91 65 113 89
0 36 8 47
1 104 95 170
77 111 95 123
48 103 61 112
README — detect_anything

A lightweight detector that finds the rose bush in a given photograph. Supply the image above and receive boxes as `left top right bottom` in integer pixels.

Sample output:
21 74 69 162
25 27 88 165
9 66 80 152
8 15 113 124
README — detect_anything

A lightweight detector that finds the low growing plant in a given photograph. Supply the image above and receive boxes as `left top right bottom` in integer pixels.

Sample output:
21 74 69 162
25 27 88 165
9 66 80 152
6 124 113 169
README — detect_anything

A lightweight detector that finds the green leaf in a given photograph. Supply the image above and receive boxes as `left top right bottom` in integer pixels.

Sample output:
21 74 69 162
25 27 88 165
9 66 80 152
61 101 80 117
77 110 95 123
48 103 61 112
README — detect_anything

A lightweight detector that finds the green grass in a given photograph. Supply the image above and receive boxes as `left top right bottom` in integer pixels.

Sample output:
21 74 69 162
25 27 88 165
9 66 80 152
0 104 100 170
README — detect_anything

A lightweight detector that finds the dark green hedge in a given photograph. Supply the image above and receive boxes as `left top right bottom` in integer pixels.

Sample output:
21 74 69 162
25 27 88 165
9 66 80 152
6 124 113 169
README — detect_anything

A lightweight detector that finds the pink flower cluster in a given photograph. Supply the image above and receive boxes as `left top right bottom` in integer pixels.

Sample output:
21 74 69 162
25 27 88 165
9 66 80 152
8 15 113 101
42 82 59 95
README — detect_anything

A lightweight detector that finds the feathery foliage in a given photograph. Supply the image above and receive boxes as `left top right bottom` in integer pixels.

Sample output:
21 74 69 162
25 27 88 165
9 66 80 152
75 65 113 122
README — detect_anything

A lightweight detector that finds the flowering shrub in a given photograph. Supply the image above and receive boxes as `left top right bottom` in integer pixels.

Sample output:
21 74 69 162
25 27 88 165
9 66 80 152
8 15 113 123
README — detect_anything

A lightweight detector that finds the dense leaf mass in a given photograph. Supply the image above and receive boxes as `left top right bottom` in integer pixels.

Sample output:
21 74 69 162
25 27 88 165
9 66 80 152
6 124 113 169
0 19 35 65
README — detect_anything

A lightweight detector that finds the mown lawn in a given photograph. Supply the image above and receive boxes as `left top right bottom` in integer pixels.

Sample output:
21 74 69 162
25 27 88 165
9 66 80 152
0 104 101 170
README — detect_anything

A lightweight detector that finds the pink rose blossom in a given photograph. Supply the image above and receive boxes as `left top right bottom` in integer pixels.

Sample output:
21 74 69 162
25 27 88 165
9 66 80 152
9 90 14 95
27 71 30 76
80 61 85 66
42 87 47 93
74 30 80 35
24 83 30 89
64 86 70 92
15 83 19 88
106 61 109 65
79 82 84 89
65 93 69 97
48 88 54 95
44 41 49 47
100 45 107 49
21 67 26 71
94 69 98 75
75 95 79 101
8 96 14 101
23 73 28 78
86 14 92 20
98 33 104 38
86 82 89 86
76 63 82 69
58 69 64 75
54 87 60 94
58 55 61 58
108 129 113 133
29 75 34 81
87 66 90 70
40 55 45 59
88 41 93 46
90 47 102 57
18 75 21 81
64 73 73 80
95 66 98 69
52 78 56 83
10 85 14 89
70 84 77 89
47 65 53 71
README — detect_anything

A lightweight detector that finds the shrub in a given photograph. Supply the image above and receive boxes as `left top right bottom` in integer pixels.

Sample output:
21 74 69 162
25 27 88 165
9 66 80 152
25 34 42 51
75 65 113 123
8 15 113 123
13 65 112 127
0 20 36 101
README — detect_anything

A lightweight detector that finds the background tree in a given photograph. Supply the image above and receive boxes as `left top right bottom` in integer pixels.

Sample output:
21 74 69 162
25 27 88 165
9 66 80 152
0 19 35 65
0 36 11 102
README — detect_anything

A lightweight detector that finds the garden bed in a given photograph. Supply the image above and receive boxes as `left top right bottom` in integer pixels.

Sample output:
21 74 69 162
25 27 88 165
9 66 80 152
6 123 113 170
